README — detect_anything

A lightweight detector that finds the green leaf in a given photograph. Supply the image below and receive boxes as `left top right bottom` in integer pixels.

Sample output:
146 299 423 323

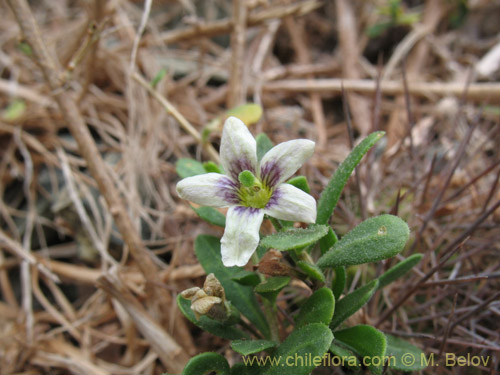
316 131 384 225
329 342 361 370
317 215 409 269
177 295 249 340
192 206 226 227
203 161 223 174
263 323 334 375
204 104 263 140
254 276 290 303
231 270 261 287
2 99 26 121
377 253 423 289
366 21 393 38
176 158 206 178
334 325 387 375
17 42 33 56
195 235 270 338
295 288 335 328
256 133 274 162
260 225 329 251
287 176 310 194
226 103 263 126
319 227 338 255
330 279 379 330
385 334 427 371
331 267 346 300
230 362 260 375
296 261 325 282
231 339 277 355
150 68 167 88
182 352 230 375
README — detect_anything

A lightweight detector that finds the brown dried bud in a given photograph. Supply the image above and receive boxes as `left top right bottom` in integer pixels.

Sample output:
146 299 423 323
191 295 223 320
203 273 225 299
258 250 291 276
180 273 231 321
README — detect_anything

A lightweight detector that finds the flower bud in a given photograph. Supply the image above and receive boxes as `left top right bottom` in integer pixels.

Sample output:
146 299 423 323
180 273 238 322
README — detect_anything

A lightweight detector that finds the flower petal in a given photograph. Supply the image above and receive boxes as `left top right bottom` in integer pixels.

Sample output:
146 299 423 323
264 183 316 223
220 116 258 181
176 173 239 207
221 206 264 267
259 139 315 187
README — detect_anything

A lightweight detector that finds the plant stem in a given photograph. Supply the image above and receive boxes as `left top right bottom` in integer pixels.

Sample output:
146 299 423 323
263 298 280 342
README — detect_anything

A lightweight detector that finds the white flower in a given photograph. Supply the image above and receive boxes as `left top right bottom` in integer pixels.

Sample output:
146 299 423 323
176 116 316 267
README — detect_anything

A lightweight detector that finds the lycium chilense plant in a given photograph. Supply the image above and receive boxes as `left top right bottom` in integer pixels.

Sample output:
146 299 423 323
172 116 426 375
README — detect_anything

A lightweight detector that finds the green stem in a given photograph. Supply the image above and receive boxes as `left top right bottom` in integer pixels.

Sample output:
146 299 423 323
262 298 280 342
269 216 282 231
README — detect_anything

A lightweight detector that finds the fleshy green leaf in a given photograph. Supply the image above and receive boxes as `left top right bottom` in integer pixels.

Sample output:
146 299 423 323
191 206 226 227
287 176 310 194
329 342 360 370
231 270 261 287
316 131 384 225
230 362 260 375
256 133 274 162
263 323 334 375
385 334 427 371
330 279 379 330
231 339 277 355
319 227 338 255
260 225 329 251
254 276 290 303
317 215 409 269
295 288 335 328
334 325 387 375
331 267 346 300
296 261 325 282
177 295 249 340
176 158 206 178
182 352 230 375
195 235 270 338
377 253 423 289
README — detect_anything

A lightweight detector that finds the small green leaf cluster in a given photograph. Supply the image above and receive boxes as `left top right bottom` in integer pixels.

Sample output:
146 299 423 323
176 131 426 374
365 0 420 38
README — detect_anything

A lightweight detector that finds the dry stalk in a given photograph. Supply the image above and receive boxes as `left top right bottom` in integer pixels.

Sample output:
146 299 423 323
96 274 189 373
262 78 500 100
6 0 159 282
132 71 220 162
284 17 327 149
0 229 59 283
335 0 371 135
227 0 247 108
158 0 322 44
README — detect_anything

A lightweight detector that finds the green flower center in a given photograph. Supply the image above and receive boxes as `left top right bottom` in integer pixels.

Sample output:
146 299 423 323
238 171 273 209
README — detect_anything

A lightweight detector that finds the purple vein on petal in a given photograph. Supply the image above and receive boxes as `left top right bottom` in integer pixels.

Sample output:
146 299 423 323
216 176 240 205
265 187 282 209
228 158 256 182
260 161 282 188
234 206 261 216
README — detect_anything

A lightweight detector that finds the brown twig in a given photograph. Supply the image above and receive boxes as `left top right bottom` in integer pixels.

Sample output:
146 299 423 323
6 0 161 281
262 78 500 100
227 0 247 108
158 1 322 45
96 274 189 373
335 0 371 134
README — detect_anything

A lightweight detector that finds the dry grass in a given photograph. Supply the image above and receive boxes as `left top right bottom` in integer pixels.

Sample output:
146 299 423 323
0 0 499 374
